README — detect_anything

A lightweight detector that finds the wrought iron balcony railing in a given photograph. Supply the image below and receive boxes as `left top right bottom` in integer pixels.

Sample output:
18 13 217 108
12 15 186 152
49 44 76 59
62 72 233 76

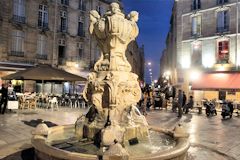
38 21 49 30
9 51 24 57
216 26 229 33
77 31 85 37
36 54 48 60
12 15 26 24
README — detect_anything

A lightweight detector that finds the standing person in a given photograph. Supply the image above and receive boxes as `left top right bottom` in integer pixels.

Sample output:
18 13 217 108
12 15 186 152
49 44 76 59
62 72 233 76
185 96 194 114
0 83 8 114
182 91 187 112
142 92 148 116
182 91 187 107
177 90 183 118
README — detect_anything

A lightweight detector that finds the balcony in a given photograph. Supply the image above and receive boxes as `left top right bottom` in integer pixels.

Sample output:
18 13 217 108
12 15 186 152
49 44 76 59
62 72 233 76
9 51 24 57
79 5 86 12
217 0 229 5
36 54 48 60
61 0 69 6
12 15 25 24
77 31 85 37
60 26 67 33
191 32 201 38
38 21 49 30
216 26 229 33
191 4 201 11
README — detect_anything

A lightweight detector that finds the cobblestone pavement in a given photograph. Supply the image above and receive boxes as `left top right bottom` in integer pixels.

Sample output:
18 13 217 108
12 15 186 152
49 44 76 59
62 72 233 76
0 108 240 159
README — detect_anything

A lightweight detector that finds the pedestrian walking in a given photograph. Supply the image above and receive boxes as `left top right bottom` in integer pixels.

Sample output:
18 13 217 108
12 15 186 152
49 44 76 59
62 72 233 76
0 83 8 114
177 89 183 118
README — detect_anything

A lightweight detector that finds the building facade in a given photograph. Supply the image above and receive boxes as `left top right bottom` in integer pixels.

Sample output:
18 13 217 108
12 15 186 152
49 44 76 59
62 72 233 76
126 41 145 81
162 0 240 101
0 0 121 78
0 0 144 93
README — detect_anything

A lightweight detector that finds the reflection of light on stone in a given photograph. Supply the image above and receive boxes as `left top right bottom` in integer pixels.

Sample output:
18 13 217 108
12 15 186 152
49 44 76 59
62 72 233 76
181 56 190 69
189 123 196 143
190 70 201 81
74 63 79 68
189 85 192 90
166 71 171 76
193 42 201 50
216 65 225 71
203 54 215 68
215 73 226 78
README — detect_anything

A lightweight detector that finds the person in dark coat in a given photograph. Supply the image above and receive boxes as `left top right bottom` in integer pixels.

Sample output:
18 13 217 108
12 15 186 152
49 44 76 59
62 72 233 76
177 90 183 118
0 83 8 114
185 96 194 114
182 91 187 107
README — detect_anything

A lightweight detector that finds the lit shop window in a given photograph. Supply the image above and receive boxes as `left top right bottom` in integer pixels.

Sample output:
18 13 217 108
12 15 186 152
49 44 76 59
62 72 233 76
218 40 229 63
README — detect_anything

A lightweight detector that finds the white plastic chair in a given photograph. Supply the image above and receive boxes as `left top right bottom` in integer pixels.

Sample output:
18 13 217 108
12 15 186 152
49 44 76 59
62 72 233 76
49 97 59 111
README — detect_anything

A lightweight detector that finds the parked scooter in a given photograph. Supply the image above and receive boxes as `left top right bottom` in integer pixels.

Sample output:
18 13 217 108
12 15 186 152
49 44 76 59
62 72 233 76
221 101 233 119
204 100 217 116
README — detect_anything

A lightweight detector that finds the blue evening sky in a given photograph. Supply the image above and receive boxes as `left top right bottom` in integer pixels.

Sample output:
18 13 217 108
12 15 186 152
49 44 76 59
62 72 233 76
122 0 174 83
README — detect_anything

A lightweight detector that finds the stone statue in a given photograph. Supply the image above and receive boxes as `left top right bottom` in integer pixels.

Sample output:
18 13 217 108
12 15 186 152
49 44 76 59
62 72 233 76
83 2 148 152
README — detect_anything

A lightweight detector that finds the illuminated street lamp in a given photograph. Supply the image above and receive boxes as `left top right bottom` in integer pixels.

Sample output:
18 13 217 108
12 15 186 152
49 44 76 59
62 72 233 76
148 62 151 66
149 69 152 71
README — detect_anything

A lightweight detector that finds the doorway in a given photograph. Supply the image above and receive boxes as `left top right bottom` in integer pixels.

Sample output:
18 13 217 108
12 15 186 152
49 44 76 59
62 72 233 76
58 46 65 65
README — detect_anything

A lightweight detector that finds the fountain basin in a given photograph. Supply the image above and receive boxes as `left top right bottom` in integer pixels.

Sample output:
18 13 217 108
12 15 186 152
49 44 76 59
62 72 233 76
32 125 190 160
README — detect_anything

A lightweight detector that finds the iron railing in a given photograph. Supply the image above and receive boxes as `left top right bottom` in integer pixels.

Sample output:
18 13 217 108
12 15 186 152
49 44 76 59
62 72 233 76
9 51 24 57
12 15 25 23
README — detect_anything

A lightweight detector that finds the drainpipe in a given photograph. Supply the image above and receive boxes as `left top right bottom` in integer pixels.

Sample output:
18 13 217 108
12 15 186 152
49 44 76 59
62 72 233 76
236 0 239 70
52 0 58 66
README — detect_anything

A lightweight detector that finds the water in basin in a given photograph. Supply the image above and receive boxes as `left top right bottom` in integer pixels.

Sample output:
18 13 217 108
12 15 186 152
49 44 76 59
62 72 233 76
51 130 176 156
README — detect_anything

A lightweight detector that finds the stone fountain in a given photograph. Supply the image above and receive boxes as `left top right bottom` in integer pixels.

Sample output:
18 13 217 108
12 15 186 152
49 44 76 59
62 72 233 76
32 3 190 160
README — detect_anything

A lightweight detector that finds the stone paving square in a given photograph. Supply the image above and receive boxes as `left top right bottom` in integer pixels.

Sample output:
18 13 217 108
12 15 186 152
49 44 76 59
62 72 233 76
0 108 240 160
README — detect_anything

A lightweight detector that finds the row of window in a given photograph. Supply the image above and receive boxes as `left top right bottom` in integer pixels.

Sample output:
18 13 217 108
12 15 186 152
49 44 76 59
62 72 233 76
12 0 103 36
191 39 230 66
10 30 84 61
191 10 229 36
192 0 229 10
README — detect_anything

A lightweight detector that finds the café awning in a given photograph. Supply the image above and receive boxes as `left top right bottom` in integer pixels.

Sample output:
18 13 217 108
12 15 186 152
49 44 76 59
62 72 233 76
2 64 87 82
191 72 240 90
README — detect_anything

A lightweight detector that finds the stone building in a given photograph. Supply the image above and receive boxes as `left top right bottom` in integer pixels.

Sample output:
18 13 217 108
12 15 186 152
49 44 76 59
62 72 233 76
0 0 121 79
126 41 145 81
161 0 240 102
0 0 145 93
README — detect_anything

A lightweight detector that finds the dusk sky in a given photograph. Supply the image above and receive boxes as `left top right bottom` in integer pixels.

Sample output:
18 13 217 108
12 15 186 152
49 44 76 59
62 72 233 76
122 0 174 83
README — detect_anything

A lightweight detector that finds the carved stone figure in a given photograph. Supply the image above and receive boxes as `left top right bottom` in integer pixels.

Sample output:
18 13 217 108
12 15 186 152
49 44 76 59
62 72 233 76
83 2 147 152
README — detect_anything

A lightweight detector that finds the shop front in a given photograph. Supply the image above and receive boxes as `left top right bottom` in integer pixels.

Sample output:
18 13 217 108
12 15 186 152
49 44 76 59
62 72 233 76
191 72 240 102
